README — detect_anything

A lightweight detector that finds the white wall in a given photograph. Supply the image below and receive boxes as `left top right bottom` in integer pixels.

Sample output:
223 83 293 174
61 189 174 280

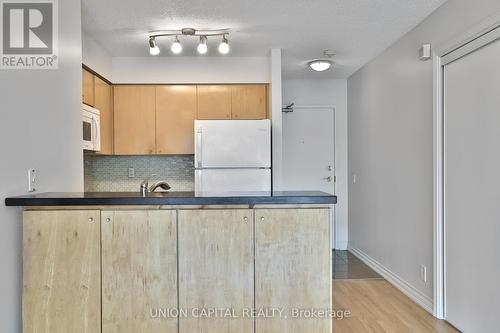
0 1 83 331
82 31 112 80
282 79 348 249
112 56 269 83
348 0 500 305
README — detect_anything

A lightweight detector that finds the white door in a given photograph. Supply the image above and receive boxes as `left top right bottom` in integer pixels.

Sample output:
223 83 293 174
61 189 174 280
195 169 271 194
282 106 335 248
444 35 500 332
194 120 271 168
282 107 335 194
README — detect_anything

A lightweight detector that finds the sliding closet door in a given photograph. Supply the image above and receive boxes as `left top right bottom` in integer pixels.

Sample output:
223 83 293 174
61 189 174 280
444 35 500 332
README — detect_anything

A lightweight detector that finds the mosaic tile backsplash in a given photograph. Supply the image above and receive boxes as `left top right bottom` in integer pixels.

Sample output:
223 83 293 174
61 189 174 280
84 154 195 192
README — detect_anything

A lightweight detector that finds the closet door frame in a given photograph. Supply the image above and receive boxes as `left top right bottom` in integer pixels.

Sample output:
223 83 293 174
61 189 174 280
433 14 500 320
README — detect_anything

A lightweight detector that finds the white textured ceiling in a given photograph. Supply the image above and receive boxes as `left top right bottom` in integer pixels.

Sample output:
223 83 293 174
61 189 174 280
82 0 447 79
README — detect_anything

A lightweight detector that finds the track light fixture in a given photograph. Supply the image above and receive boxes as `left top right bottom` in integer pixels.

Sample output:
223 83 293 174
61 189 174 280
197 36 208 54
218 35 230 54
149 37 160 56
148 28 231 55
171 36 182 54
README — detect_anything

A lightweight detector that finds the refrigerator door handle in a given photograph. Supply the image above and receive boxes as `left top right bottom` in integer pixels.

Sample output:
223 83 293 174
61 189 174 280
196 128 203 168
195 170 201 192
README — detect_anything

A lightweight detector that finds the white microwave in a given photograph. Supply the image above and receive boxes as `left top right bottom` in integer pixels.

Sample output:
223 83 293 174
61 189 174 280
82 103 101 151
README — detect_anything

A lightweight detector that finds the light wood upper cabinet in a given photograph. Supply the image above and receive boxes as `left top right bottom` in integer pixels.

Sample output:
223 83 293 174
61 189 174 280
178 209 254 333
197 85 232 119
255 209 331 333
231 85 267 119
101 210 178 333
94 77 114 155
114 86 156 155
156 85 197 154
23 210 101 333
82 68 95 106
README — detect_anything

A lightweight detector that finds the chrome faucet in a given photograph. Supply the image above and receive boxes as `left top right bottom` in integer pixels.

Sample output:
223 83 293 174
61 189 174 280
149 180 171 192
140 175 171 195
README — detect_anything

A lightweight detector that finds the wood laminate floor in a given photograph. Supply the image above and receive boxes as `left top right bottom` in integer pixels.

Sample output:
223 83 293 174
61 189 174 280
332 279 458 332
332 251 458 332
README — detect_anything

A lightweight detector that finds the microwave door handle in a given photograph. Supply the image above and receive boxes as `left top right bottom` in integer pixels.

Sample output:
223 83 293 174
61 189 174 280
196 128 202 168
92 116 100 151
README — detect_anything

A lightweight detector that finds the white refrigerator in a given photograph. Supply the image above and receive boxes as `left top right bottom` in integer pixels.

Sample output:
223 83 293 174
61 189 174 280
194 119 271 194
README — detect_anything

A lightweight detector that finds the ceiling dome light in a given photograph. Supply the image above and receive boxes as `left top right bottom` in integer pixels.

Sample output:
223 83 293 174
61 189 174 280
308 60 332 72
218 35 230 54
171 36 182 54
149 37 160 55
197 36 208 54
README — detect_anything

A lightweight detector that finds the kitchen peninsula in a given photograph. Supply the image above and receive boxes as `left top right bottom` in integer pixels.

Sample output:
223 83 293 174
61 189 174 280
6 191 336 333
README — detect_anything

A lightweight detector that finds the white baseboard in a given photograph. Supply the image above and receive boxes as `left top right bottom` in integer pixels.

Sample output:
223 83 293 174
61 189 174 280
347 246 433 314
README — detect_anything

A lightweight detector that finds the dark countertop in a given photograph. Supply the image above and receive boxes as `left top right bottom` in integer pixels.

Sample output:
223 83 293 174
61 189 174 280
5 191 337 207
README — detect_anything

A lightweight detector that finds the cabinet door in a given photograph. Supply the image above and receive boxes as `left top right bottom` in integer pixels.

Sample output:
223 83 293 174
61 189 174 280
82 68 95 106
255 209 331 333
114 86 156 154
231 85 268 119
197 85 232 119
94 77 114 154
101 210 177 333
178 209 254 333
156 85 197 154
23 210 101 333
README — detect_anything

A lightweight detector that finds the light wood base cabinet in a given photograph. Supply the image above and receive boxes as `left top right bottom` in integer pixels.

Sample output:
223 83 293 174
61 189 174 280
23 210 101 333
178 209 254 333
101 210 178 333
22 208 331 333
255 209 332 333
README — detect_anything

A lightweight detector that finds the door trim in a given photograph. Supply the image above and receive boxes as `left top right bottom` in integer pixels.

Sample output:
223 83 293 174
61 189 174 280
433 14 500 319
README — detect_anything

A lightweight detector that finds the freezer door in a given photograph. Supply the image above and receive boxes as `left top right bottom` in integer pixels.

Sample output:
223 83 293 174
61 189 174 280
195 120 271 168
195 169 271 194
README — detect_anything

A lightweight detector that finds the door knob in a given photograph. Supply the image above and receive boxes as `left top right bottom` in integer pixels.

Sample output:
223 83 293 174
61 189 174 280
323 176 332 182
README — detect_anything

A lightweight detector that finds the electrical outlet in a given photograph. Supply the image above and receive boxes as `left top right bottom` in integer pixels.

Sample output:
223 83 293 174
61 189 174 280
28 169 36 192
420 264 427 283
128 167 135 178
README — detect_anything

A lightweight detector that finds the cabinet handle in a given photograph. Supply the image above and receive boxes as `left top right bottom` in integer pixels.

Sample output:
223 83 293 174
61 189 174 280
106 218 111 222
260 216 265 222
88 217 94 222
243 216 248 223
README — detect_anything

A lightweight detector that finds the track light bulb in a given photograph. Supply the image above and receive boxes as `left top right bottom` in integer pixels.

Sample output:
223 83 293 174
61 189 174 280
197 36 208 54
218 35 230 54
149 37 160 55
171 37 182 54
